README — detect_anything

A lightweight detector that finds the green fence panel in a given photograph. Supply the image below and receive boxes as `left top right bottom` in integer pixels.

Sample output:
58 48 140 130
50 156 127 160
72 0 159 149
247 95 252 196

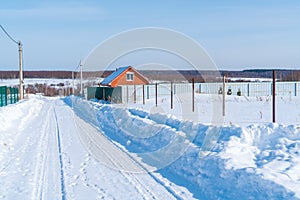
0 86 19 107
87 86 122 103
0 86 8 107
9 87 18 104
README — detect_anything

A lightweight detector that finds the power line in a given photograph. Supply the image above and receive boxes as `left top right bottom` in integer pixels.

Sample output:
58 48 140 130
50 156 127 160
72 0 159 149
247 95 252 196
0 24 24 100
0 24 20 45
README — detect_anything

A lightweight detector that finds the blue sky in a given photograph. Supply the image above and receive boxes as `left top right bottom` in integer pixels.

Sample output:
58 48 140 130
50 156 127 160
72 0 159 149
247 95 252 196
1 0 300 71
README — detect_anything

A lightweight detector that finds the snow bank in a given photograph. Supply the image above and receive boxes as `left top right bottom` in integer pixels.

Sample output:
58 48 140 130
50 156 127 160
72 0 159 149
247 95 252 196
65 96 300 200
128 93 300 126
0 98 43 198
165 123 300 199
0 97 45 152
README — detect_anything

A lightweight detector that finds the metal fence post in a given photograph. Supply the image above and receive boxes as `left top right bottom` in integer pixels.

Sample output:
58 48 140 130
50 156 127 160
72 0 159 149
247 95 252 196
171 81 173 109
155 82 158 107
192 79 195 112
199 84 201 93
223 75 226 117
272 70 276 123
143 85 145 104
147 85 149 99
134 85 136 103
247 83 250 97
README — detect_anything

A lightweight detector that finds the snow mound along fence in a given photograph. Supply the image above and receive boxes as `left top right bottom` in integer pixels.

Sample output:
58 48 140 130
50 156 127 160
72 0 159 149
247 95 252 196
64 96 300 200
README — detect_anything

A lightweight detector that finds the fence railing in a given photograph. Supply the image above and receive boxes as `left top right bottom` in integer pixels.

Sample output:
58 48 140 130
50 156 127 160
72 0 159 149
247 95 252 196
120 81 300 104
86 81 300 124
0 86 19 107
198 81 300 97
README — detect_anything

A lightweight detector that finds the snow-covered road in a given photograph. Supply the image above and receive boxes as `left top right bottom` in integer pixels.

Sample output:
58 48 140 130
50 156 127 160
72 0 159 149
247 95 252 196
0 97 186 199
2 95 300 200
0 98 62 199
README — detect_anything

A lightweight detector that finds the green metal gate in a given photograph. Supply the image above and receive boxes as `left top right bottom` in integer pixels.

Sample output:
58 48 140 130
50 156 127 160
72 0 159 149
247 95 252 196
87 86 122 103
0 86 19 107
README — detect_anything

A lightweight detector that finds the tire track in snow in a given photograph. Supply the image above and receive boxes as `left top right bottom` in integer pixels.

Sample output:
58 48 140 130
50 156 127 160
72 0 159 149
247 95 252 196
55 102 114 199
0 99 62 199
31 103 52 200
31 101 62 200
82 129 156 199
54 106 67 200
73 113 179 200
74 118 155 199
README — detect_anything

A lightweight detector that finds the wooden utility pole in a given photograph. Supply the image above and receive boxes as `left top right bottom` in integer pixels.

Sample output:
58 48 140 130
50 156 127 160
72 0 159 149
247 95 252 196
18 42 23 100
80 61 83 96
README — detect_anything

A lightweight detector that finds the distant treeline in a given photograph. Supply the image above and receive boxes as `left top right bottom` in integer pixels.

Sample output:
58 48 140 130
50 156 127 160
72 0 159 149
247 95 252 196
0 70 112 79
224 69 300 81
0 71 73 79
0 69 300 81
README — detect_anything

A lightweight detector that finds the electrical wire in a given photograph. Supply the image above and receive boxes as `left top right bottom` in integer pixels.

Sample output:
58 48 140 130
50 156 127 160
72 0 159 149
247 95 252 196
1 24 24 84
76 60 81 71
0 24 20 45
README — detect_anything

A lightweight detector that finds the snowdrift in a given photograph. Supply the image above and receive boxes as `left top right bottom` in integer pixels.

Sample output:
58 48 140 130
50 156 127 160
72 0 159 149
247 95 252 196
65 96 300 200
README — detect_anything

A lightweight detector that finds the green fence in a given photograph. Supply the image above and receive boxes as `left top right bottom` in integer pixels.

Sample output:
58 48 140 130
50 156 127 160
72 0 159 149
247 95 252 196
0 86 19 107
87 86 122 103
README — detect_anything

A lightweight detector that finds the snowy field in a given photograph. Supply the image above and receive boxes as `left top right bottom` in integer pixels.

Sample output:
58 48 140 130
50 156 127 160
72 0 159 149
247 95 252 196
125 93 300 126
0 78 74 87
1 94 300 199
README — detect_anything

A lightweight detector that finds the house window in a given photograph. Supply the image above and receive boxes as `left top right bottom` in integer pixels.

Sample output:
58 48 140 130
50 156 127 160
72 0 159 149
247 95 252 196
126 72 134 81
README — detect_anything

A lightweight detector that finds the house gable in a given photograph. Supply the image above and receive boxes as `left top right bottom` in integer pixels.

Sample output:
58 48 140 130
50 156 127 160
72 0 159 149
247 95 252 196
101 66 149 87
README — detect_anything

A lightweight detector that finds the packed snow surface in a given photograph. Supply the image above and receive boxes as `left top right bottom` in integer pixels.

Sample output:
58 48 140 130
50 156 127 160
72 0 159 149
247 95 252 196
0 96 188 199
0 95 300 199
